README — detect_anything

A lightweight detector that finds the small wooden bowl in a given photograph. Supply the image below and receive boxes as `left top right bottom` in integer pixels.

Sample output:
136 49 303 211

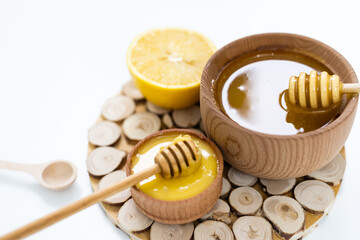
200 33 358 179
126 129 224 224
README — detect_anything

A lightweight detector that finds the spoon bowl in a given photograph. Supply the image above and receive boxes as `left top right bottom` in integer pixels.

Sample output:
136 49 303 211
39 161 78 191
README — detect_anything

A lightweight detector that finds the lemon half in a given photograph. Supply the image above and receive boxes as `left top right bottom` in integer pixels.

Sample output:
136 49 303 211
127 28 216 109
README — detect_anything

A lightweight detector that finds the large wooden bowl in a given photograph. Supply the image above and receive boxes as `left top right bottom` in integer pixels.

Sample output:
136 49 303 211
200 33 358 179
126 129 224 224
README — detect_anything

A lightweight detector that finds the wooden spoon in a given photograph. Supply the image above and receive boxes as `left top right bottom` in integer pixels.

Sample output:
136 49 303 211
288 70 360 109
0 140 201 240
0 160 77 191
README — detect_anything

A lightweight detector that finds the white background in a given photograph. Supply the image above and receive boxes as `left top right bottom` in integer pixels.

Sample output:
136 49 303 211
0 0 359 239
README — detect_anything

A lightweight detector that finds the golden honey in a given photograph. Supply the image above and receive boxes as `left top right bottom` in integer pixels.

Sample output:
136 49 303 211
288 71 341 108
214 50 340 135
131 134 219 201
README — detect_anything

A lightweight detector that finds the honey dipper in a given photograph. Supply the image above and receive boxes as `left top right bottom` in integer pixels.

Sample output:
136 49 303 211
1 140 201 240
288 70 360 109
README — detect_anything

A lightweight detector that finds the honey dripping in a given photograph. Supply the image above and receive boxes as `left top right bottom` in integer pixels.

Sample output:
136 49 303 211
279 90 341 133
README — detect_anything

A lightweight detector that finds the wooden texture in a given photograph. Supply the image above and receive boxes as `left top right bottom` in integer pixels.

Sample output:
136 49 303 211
288 71 359 108
200 33 358 179
153 138 201 179
86 100 345 240
127 129 224 224
343 83 360 93
0 160 77 191
0 160 159 240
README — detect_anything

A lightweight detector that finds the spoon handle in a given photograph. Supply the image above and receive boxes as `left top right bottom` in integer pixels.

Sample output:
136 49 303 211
0 160 38 176
0 164 161 240
342 83 360 93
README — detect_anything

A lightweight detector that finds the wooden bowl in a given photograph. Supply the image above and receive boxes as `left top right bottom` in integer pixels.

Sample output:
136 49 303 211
125 129 224 224
200 33 358 179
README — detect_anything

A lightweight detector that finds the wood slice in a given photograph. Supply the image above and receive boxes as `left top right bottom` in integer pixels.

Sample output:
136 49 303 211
117 198 154 233
87 89 346 240
260 178 296 195
101 95 136 122
98 170 131 204
122 81 145 100
229 187 263 216
200 199 231 224
172 105 201 127
232 216 272 240
146 101 171 115
162 114 174 129
294 180 335 214
150 222 194 240
307 153 346 186
123 112 161 141
88 121 121 147
228 167 258 187
220 177 231 199
86 147 125 177
194 220 234 240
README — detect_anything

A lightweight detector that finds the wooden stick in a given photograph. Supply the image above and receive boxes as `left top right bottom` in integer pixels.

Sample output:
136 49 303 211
342 83 360 93
0 164 161 240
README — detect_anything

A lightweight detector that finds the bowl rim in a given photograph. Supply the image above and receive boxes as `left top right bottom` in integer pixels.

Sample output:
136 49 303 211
125 128 224 204
201 32 358 139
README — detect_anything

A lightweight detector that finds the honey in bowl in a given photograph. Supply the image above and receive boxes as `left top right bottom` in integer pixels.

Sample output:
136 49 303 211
214 50 341 135
130 133 219 201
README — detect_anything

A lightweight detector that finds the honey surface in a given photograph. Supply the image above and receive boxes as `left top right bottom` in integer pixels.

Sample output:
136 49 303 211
131 134 219 201
215 50 339 135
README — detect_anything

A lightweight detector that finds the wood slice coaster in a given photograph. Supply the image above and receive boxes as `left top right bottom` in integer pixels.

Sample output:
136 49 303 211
87 89 345 240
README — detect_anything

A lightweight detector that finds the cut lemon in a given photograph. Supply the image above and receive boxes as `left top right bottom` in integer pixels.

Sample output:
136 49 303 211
127 28 216 109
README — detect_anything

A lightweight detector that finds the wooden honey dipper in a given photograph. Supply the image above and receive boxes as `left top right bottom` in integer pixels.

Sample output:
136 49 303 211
0 140 201 240
288 70 360 109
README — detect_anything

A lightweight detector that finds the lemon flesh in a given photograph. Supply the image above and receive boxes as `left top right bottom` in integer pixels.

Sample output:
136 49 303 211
127 28 216 109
